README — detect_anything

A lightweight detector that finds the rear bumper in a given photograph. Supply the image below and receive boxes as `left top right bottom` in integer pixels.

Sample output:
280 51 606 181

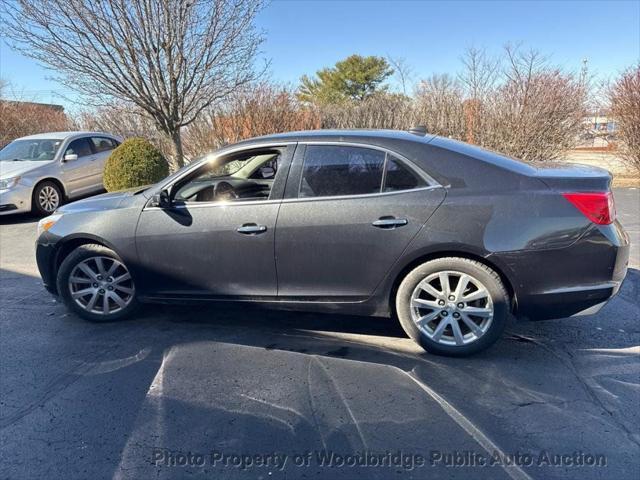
516 281 622 319
495 221 630 320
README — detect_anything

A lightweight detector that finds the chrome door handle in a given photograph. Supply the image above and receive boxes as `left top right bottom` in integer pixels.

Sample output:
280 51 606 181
372 217 408 229
237 223 267 235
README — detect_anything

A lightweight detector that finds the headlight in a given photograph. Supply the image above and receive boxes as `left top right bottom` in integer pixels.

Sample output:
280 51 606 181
0 176 21 190
37 213 63 237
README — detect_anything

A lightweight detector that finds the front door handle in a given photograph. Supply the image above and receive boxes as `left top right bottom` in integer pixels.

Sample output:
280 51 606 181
237 223 267 235
372 217 408 229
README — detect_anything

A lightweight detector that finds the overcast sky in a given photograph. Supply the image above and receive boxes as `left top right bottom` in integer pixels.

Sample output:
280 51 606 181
1 0 638 111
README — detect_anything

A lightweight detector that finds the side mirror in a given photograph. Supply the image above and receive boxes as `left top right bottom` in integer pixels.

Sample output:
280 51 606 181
261 166 275 178
149 189 172 208
63 153 78 162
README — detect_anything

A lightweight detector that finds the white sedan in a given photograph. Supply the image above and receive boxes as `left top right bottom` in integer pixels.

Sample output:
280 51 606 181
0 131 121 215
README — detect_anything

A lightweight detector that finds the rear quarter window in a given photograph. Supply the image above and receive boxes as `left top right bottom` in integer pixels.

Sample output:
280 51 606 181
384 155 427 192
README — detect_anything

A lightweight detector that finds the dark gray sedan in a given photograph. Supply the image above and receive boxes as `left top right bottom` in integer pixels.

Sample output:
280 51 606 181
35 129 630 356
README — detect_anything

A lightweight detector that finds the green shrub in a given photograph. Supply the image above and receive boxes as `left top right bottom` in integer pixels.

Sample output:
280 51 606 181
103 138 169 192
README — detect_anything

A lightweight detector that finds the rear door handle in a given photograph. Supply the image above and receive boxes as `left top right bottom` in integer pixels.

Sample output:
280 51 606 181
372 217 408 229
237 223 267 235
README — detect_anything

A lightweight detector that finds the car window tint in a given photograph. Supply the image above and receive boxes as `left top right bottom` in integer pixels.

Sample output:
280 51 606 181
90 137 116 153
384 155 426 192
300 146 385 198
65 138 93 157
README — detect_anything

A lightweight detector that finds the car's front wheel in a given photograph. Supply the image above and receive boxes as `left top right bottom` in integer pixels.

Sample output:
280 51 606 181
395 257 509 356
57 244 139 322
33 181 62 216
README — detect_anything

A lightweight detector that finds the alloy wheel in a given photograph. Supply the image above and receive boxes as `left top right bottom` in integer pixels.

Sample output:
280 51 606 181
409 270 493 346
68 256 135 315
39 185 60 212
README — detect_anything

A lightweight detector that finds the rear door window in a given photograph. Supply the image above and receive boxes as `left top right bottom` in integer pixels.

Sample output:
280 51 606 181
299 145 386 198
298 145 429 198
90 137 117 153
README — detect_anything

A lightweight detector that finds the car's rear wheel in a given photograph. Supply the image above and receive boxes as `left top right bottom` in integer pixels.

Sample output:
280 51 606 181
395 257 509 356
32 181 62 216
57 244 139 322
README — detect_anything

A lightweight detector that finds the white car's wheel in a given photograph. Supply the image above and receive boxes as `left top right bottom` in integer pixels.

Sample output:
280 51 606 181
33 181 62 216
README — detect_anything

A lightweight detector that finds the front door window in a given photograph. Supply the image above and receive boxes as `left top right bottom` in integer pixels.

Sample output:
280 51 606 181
174 152 281 203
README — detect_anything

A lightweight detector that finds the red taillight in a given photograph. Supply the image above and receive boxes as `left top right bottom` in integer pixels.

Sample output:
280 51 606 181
562 191 616 225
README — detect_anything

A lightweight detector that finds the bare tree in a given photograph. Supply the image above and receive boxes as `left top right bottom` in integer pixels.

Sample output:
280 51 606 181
459 47 500 101
387 56 414 96
609 65 640 172
458 47 500 143
414 74 466 139
410 46 588 160
1 0 264 169
76 104 173 158
319 92 416 130
482 46 588 161
183 82 321 157
76 83 320 160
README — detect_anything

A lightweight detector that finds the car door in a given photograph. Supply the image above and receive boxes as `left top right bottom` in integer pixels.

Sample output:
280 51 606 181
134 144 295 297
61 137 99 197
89 136 119 188
275 143 446 299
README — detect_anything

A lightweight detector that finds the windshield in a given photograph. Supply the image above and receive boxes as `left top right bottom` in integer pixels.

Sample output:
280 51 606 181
0 139 63 161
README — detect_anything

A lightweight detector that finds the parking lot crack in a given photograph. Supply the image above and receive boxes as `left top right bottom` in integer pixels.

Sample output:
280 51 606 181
518 337 640 448
402 368 532 480
308 356 369 451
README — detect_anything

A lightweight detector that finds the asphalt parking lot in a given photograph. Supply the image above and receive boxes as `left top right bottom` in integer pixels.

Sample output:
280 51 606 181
1 188 638 480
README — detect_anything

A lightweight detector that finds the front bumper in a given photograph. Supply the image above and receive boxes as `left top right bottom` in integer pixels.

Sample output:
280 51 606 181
496 221 630 320
0 185 32 215
35 235 58 295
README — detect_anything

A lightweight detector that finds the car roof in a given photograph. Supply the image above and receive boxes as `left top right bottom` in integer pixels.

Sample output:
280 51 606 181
233 129 535 175
16 131 117 141
239 129 438 145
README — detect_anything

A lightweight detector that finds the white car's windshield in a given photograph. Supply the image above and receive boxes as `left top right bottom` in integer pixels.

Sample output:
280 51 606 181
0 139 63 161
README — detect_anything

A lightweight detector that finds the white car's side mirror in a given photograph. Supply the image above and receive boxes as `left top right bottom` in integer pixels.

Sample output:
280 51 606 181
64 153 78 162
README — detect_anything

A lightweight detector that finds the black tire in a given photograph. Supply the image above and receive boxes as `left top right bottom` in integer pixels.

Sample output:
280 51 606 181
32 180 63 216
56 244 139 322
395 257 509 357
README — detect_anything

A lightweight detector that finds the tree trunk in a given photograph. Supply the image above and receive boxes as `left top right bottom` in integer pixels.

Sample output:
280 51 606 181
168 128 185 170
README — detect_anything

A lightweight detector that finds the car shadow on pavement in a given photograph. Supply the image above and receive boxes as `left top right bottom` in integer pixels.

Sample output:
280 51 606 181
0 212 40 225
111 268 639 480
1 267 638 480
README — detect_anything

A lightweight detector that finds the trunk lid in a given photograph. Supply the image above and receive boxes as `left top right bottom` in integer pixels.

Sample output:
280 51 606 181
534 162 612 192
